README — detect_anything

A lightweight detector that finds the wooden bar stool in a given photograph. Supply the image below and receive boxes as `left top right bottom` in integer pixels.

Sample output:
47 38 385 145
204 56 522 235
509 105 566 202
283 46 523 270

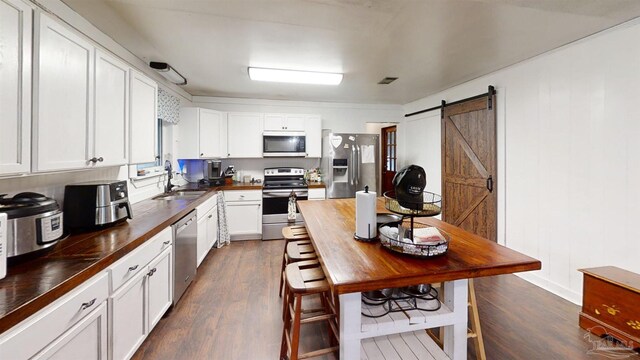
280 262 339 360
279 231 317 298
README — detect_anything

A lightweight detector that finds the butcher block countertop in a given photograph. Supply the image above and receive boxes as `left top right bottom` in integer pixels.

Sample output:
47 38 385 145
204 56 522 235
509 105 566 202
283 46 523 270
297 198 541 294
0 182 253 335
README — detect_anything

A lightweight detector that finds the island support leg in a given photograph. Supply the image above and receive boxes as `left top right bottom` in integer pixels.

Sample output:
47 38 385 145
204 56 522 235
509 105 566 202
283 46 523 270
443 279 469 360
339 292 362 359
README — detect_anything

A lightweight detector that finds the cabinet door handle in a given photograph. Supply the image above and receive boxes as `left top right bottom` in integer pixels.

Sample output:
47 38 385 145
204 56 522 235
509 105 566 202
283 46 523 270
208 214 213 219
128 265 139 272
97 157 104 162
81 298 96 310
163 240 171 245
201 153 204 156
88 157 98 163
147 268 157 277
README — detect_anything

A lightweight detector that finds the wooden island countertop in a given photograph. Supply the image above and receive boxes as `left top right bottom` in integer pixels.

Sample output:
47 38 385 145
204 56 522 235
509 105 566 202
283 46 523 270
298 198 541 294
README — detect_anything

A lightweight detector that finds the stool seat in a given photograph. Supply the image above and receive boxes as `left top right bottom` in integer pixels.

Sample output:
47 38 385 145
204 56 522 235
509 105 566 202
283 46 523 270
283 225 310 241
286 242 317 261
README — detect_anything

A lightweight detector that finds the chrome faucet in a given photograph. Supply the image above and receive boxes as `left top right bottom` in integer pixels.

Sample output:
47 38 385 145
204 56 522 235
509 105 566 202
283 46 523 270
164 160 175 193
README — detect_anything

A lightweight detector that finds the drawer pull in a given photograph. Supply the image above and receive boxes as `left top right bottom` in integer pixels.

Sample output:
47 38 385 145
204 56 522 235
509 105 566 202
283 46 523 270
208 214 213 219
81 298 97 310
128 265 139 272
163 240 171 245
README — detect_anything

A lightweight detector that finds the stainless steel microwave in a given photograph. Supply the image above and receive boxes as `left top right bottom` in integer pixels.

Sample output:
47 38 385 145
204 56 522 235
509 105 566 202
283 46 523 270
263 131 306 157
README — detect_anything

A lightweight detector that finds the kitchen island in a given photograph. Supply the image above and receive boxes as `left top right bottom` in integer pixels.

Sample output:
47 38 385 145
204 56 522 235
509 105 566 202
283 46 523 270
297 198 541 359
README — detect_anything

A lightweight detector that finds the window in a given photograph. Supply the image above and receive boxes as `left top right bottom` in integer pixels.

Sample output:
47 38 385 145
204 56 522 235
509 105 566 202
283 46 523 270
136 118 163 172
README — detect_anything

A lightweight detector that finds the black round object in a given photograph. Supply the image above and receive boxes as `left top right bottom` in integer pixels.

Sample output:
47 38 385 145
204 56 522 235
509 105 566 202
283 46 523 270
0 192 60 219
392 165 426 210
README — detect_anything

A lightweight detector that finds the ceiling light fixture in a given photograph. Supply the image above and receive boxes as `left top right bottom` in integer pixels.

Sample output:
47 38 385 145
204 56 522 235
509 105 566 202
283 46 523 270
149 62 187 85
248 67 343 85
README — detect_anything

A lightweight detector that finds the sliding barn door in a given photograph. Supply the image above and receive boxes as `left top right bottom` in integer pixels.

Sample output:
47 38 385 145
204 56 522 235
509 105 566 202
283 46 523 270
441 96 497 241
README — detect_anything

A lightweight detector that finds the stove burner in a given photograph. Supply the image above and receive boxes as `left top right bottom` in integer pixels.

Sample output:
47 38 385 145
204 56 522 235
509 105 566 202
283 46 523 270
361 284 441 318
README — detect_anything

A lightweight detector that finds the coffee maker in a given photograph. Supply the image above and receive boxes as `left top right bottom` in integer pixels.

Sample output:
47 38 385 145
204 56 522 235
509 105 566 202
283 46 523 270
203 160 224 186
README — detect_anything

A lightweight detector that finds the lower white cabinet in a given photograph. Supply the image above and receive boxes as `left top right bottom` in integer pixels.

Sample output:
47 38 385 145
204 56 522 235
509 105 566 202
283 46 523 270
108 229 173 360
308 188 326 200
196 195 219 267
0 272 109 360
34 302 108 360
109 268 146 360
147 248 173 330
224 190 262 240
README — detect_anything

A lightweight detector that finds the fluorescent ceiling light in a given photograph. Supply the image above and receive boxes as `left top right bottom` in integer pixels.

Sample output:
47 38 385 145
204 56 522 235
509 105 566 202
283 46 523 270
248 67 343 85
149 62 187 85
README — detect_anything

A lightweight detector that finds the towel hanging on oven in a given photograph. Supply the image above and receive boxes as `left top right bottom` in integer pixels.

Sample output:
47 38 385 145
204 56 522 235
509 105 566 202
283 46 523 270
287 191 297 221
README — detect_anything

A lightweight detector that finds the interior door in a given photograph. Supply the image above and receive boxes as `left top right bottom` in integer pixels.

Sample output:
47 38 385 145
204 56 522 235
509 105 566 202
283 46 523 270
381 126 397 195
441 95 497 241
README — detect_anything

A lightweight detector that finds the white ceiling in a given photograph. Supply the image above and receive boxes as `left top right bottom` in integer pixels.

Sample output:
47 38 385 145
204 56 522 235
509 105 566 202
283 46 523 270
62 0 640 104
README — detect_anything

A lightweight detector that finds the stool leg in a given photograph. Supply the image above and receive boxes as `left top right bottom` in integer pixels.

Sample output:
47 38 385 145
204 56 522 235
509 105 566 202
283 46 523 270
468 279 486 360
279 252 287 297
282 281 289 322
280 288 294 359
290 294 303 360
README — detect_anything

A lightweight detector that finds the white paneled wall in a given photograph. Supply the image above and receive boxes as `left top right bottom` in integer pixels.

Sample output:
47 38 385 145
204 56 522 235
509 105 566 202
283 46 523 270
401 19 640 304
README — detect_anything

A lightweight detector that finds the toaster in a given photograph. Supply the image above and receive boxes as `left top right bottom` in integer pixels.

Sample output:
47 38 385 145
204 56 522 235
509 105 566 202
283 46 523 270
64 180 133 231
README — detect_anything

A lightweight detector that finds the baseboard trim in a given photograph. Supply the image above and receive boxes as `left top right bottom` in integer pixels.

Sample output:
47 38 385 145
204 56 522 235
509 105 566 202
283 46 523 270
515 272 582 306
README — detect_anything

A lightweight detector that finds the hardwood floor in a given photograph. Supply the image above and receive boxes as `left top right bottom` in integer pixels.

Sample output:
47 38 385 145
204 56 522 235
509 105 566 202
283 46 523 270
133 240 639 359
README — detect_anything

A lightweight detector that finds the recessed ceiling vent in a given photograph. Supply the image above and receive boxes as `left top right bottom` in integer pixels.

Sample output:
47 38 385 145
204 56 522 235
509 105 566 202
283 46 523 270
378 77 398 85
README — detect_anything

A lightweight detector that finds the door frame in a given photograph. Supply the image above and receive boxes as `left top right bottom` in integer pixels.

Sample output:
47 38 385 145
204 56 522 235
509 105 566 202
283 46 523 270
381 125 397 195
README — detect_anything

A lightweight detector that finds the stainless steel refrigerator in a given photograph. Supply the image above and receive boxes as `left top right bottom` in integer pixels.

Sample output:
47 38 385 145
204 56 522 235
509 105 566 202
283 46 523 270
321 131 379 198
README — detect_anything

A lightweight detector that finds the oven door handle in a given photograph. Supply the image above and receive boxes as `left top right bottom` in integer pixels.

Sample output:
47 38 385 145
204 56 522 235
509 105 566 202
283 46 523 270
263 190 309 198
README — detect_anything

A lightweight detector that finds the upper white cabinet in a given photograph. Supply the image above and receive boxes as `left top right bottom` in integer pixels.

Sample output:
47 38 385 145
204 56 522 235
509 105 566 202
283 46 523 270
263 114 305 131
227 112 263 158
94 50 129 167
129 70 158 164
178 108 227 159
305 115 322 157
33 12 94 172
0 0 32 176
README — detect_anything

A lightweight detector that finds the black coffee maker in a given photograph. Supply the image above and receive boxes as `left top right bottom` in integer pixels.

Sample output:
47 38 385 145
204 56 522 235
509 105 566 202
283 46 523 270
392 165 426 210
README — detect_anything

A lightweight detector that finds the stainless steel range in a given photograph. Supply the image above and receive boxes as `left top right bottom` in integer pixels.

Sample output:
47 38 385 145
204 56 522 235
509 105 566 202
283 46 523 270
262 167 308 240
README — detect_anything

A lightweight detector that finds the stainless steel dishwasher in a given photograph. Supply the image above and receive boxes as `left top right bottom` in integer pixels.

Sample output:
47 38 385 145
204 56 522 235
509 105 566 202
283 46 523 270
172 210 197 305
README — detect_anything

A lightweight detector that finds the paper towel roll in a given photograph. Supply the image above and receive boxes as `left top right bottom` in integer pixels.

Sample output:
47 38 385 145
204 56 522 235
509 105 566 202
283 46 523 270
355 188 377 240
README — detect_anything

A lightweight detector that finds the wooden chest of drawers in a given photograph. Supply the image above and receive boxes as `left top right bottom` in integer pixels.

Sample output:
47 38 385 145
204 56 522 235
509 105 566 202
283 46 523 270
579 266 640 349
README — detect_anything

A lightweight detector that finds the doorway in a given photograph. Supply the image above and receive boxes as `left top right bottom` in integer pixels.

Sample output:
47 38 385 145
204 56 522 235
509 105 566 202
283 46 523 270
441 95 497 241
381 125 397 195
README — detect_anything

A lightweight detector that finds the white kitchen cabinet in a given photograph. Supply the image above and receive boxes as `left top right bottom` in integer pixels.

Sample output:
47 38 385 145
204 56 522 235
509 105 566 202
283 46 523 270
308 188 326 200
108 227 172 360
94 50 129 167
207 203 219 249
109 268 146 360
33 303 108 360
33 12 94 172
178 108 227 159
129 70 158 164
0 0 32 176
263 114 305 131
0 272 109 360
146 248 172 331
224 190 262 240
304 115 322 157
226 112 263 158
196 195 219 267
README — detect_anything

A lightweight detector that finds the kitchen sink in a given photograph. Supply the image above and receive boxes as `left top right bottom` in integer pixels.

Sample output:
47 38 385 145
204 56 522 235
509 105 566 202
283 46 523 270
152 191 206 201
